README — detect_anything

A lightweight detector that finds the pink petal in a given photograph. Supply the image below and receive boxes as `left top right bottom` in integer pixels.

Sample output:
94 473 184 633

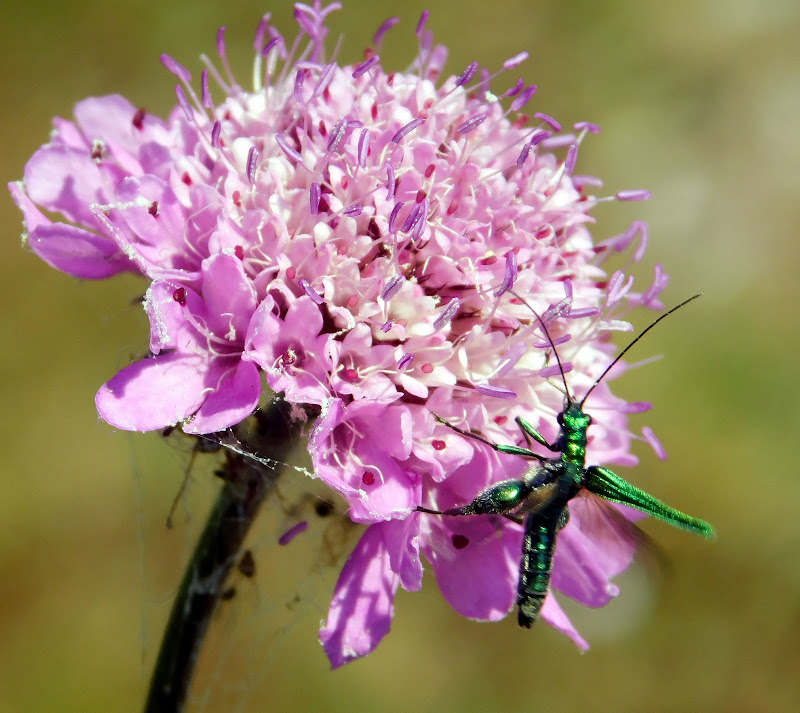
568 496 638 578
145 281 205 354
29 223 131 279
310 401 418 521
10 182 129 279
201 252 257 340
24 145 112 228
540 594 589 650
319 522 399 669
550 524 620 608
384 516 423 592
95 352 209 432
73 95 170 160
115 176 191 251
184 359 261 434
424 515 519 620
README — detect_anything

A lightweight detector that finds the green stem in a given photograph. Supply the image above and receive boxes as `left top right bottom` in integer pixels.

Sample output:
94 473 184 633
143 400 304 713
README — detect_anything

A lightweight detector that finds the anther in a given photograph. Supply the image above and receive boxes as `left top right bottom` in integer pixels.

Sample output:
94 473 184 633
534 112 561 132
172 288 187 305
456 61 479 87
452 534 470 550
299 278 323 304
278 521 309 545
132 108 146 130
392 118 425 144
616 189 652 202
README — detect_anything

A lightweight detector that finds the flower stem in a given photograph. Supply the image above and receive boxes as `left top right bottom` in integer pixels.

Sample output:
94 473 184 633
143 400 304 713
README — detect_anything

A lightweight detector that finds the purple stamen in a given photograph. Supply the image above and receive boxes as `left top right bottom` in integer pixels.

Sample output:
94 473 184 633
475 383 517 400
253 14 271 53
294 68 307 103
211 121 221 149
455 61 479 87
313 63 336 97
532 334 571 349
419 28 433 54
603 220 645 254
310 182 321 215
388 202 404 233
539 362 573 379
510 86 538 112
373 17 400 47
175 86 193 122
160 54 192 83
262 36 282 58
299 278 324 304
402 201 424 233
504 78 525 98
201 70 211 108
571 175 603 188
392 118 425 144
542 133 575 149
246 146 259 184
503 52 529 69
606 271 634 306
530 130 552 146
622 401 652 414
358 128 370 168
294 6 317 37
516 142 532 170
327 118 348 152
353 55 380 79
381 274 405 300
494 251 517 296
397 353 414 370
495 341 527 377
641 263 668 306
534 112 562 132
574 121 601 134
216 26 227 57
278 520 309 546
343 204 363 217
410 199 428 240
381 321 394 333
268 28 286 58
633 222 649 262
385 162 396 199
642 426 667 461
567 307 599 319
457 113 487 135
416 10 429 37
543 297 571 323
565 143 578 174
275 134 304 164
433 298 460 330
616 189 651 202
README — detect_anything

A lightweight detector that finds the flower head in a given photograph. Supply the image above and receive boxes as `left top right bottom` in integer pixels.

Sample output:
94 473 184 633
11 2 672 668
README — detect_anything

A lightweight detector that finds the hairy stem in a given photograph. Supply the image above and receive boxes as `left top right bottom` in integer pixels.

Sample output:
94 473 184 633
143 400 306 713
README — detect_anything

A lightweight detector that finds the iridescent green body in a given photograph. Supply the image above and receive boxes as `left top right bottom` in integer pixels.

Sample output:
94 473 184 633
417 295 714 630
518 508 561 626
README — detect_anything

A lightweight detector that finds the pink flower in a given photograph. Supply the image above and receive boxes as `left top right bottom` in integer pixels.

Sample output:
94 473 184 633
96 252 261 434
11 2 672 668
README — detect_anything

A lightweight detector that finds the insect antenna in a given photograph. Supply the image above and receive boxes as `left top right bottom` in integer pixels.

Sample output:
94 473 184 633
507 288 572 401
579 293 701 408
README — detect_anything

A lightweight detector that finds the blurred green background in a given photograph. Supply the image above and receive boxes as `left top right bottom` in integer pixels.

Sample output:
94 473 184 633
2 0 799 711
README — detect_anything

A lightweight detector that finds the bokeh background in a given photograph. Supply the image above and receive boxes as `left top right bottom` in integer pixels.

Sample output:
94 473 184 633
2 0 799 711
